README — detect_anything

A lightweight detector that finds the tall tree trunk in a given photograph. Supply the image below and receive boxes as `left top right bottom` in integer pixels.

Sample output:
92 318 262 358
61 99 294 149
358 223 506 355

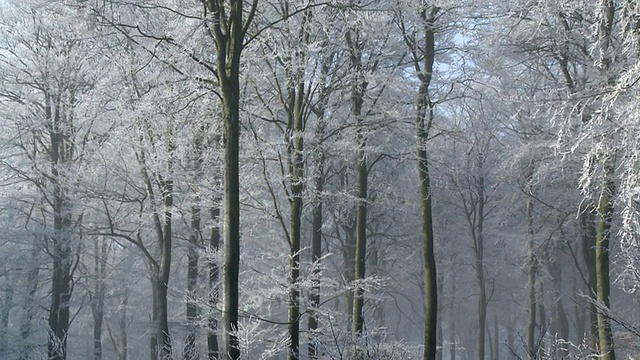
308 89 328 360
525 172 537 360
595 159 616 360
594 1 616 358
209 207 221 359
436 274 443 360
411 6 440 360
474 163 487 360
449 280 456 360
48 210 73 360
204 0 247 352
284 18 309 355
150 278 159 360
185 206 201 360
345 25 368 344
494 314 499 360
580 207 598 346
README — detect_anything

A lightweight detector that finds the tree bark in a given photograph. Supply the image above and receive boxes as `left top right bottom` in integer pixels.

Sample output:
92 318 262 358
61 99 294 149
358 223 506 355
209 207 221 360
202 0 252 355
185 206 201 360
580 206 598 346
308 76 329 360
345 26 368 344
595 159 616 360
47 93 76 360
412 7 440 360
526 184 537 360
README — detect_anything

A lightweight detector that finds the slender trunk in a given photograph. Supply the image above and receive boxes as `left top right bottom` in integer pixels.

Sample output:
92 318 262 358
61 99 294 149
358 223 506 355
346 25 368 343
436 274 443 360
288 195 302 360
352 122 367 339
150 278 158 360
487 323 494 360
413 7 440 360
594 2 616 358
185 207 201 360
449 280 456 360
285 50 307 360
308 115 326 360
476 280 486 360
157 267 172 359
221 90 241 360
156 179 174 359
204 0 247 355
209 207 221 359
475 166 487 360
581 207 598 346
595 160 615 360
525 173 537 360
494 314 499 360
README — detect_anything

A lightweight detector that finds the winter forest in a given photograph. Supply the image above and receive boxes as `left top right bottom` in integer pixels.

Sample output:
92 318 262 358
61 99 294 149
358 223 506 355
5 0 640 359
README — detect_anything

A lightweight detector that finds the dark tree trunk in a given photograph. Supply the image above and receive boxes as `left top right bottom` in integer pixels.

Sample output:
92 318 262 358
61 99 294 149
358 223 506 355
308 106 327 360
595 160 615 360
525 172 537 360
409 7 441 359
208 207 221 360
345 26 368 343
185 207 201 360
581 207 598 347
203 0 247 352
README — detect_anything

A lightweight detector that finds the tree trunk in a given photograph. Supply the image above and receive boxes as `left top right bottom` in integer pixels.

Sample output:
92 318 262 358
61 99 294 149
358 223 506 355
436 274 443 360
475 165 487 360
185 206 201 360
209 2 243 354
494 314 499 360
525 173 537 360
449 280 456 360
345 25 368 344
595 159 616 360
209 207 221 359
580 207 598 347
308 102 327 360
48 233 72 360
413 7 440 360
285 30 308 358
594 1 616 358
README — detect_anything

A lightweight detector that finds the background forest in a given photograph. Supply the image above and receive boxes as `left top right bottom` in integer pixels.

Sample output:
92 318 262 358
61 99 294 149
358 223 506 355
1 0 640 359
